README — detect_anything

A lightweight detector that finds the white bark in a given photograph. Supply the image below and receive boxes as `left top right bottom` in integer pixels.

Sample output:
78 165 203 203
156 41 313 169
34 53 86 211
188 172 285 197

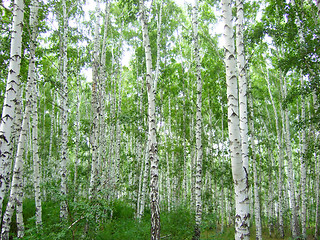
283 75 299 238
236 0 249 174
0 0 24 216
1 59 34 240
32 83 42 228
28 0 41 228
139 0 160 238
154 0 162 91
222 0 250 238
136 70 145 218
300 73 307 239
266 72 284 238
248 92 262 240
97 0 110 194
89 0 101 200
192 0 203 239
59 0 69 220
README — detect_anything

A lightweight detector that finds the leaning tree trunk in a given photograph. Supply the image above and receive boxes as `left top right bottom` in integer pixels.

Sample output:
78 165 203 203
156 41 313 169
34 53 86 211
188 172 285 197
192 0 203 239
139 0 160 239
222 0 250 238
0 0 24 218
1 51 36 240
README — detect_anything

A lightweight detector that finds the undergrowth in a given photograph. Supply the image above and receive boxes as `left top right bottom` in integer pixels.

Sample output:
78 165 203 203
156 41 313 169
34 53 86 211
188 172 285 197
4 198 314 239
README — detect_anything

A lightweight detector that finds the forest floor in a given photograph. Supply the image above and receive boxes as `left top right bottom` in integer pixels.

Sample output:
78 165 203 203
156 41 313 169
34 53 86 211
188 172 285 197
6 199 318 240
201 226 316 240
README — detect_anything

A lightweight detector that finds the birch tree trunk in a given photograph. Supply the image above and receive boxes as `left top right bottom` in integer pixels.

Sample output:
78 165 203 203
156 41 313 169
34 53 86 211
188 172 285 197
115 58 122 199
97 0 110 194
300 73 307 239
266 71 284 238
222 0 250 238
1 102 29 240
248 91 262 240
32 83 42 228
139 0 160 238
89 0 101 200
192 0 203 239
29 0 41 228
283 75 299 238
0 0 24 217
1 55 35 240
236 0 249 173
59 0 69 220
314 93 320 239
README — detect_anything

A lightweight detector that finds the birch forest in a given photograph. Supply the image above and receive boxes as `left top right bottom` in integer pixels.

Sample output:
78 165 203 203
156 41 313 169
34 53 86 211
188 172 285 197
0 0 319 239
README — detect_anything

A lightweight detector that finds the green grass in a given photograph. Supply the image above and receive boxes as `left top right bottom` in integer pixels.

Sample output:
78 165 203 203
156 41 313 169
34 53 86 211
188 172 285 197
5 199 319 240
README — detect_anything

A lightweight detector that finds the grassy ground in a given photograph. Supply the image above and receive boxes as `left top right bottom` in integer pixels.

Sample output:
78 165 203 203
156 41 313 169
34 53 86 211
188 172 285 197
4 199 318 239
201 226 317 240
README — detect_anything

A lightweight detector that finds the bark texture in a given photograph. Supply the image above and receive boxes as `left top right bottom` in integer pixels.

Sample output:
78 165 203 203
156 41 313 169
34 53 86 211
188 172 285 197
0 0 24 217
139 0 160 239
222 0 250 238
59 0 69 220
192 0 203 239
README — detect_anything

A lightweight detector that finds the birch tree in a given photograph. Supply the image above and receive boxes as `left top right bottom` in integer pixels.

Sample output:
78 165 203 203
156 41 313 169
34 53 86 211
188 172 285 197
29 0 42 228
283 74 299 238
266 70 284 238
89 0 101 200
222 0 250 238
248 87 262 240
192 0 203 239
0 0 24 217
139 0 160 238
59 0 69 220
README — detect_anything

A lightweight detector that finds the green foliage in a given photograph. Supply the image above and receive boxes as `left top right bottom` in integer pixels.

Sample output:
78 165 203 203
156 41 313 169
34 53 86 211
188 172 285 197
17 199 200 240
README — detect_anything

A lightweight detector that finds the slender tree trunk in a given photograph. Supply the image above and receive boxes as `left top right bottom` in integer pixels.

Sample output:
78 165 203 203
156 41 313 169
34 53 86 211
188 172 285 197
27 0 42 229
266 72 284 238
59 0 69 220
1 109 28 240
300 73 307 240
220 114 226 233
283 75 299 238
222 0 250 238
0 0 24 217
139 143 149 218
248 91 262 240
314 93 320 239
97 0 110 194
136 66 144 218
154 0 162 91
32 83 42 229
1 64 34 240
192 0 203 239
89 0 101 200
236 0 249 174
139 1 160 238
74 59 80 192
